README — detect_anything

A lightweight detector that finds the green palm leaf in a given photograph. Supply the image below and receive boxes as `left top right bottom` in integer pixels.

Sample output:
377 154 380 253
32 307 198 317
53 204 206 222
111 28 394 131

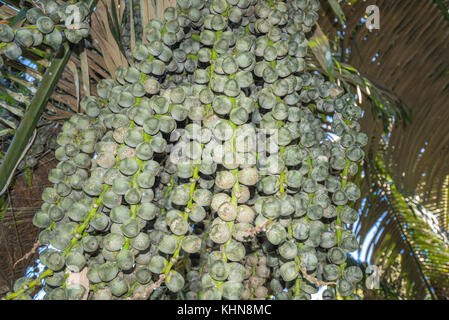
0 0 99 194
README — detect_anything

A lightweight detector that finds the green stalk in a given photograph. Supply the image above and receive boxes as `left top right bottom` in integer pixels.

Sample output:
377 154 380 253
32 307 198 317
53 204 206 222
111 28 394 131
295 278 302 296
221 169 239 263
279 146 285 193
164 165 200 278
63 185 109 256
6 269 54 300
336 160 350 246
335 159 351 283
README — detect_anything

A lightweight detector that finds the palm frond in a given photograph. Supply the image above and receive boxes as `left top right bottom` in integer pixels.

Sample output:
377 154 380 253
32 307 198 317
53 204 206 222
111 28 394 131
90 0 128 77
318 0 449 299
0 0 100 194
357 152 449 299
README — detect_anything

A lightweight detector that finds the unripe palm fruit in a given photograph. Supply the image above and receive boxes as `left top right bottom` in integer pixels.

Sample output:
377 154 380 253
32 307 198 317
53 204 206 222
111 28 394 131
0 24 14 42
